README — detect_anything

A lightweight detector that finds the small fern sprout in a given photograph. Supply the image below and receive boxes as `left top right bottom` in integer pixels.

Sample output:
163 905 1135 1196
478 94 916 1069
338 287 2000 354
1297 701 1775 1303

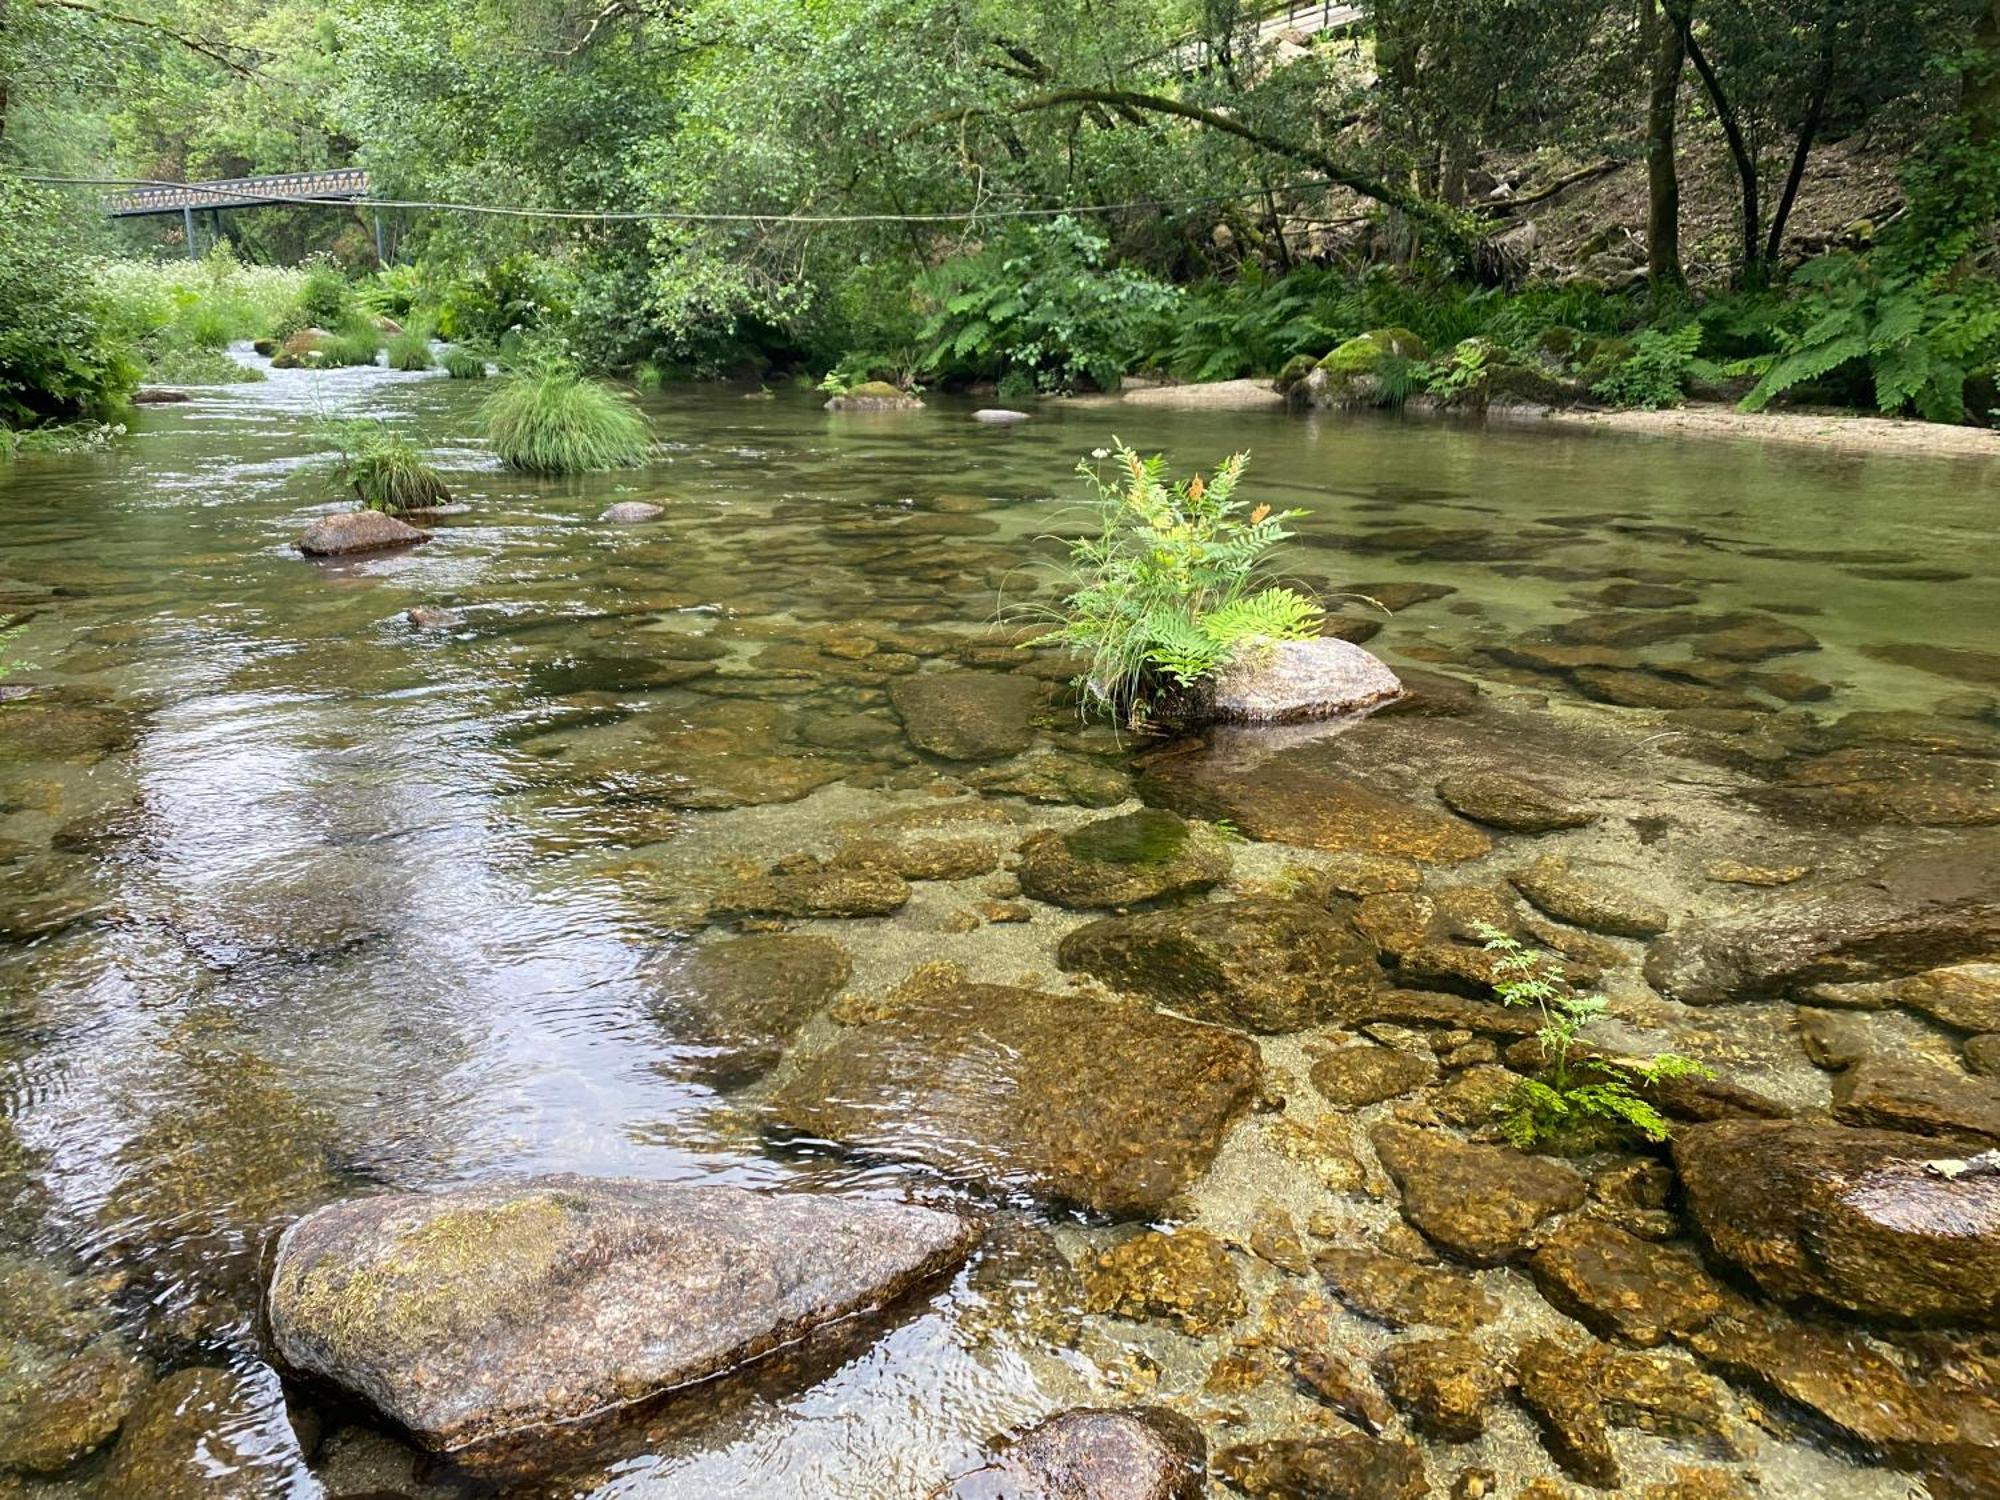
1472 921 1713 1150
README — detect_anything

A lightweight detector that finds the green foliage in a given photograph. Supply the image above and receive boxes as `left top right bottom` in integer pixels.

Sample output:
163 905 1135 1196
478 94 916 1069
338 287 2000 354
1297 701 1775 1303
480 347 652 473
1149 268 1351 381
324 421 451 513
433 254 572 346
1734 253 2000 423
442 348 489 380
1027 442 1321 722
0 178 142 427
1590 324 1706 409
918 219 1180 393
1474 923 1712 1149
142 345 266 385
385 326 435 371
283 260 362 337
318 331 382 368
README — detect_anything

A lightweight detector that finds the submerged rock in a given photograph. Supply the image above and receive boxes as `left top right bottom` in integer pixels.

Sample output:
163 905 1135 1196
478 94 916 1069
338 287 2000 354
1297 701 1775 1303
1675 1119 2000 1326
1527 1219 1727 1347
1644 845 2000 1003
649 934 852 1088
597 501 665 524
1508 857 1669 938
1371 1123 1586 1265
930 1407 1205 1500
768 983 1259 1218
1314 1246 1501 1332
1435 770 1595 833
710 860 911 920
1214 1433 1428 1499
1084 1228 1244 1335
1310 1045 1436 1107
1207 637 1404 723
98 1366 301 1500
1375 1336 1507 1440
1058 898 1378 1033
1139 756 1492 863
298 511 432 558
1016 809 1229 910
1830 1055 2000 1144
266 1177 978 1456
0 1257 151 1474
889 671 1040 761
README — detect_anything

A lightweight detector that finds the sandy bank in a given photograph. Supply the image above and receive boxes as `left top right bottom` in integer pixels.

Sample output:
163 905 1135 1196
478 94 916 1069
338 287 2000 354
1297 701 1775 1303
1545 403 2000 464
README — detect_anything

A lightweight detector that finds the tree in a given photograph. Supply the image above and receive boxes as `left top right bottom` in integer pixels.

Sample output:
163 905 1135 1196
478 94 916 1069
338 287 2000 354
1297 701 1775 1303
1641 0 1686 297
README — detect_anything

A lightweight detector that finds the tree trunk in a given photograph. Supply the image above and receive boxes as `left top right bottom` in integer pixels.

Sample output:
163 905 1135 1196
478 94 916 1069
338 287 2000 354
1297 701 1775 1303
1669 2 1763 284
1969 0 2000 146
1642 0 1686 297
1764 47 1833 267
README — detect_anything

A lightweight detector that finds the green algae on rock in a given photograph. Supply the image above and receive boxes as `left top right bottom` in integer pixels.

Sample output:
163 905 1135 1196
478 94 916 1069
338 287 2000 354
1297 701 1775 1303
767 983 1259 1218
1015 808 1228 910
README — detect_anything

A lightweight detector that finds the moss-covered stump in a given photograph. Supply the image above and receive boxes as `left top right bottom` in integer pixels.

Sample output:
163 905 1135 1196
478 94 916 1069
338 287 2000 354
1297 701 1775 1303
767 983 1260 1218
265 1177 978 1461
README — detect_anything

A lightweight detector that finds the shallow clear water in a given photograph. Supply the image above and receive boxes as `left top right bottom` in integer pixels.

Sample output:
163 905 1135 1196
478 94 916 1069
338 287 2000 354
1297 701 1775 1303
0 353 1995 1498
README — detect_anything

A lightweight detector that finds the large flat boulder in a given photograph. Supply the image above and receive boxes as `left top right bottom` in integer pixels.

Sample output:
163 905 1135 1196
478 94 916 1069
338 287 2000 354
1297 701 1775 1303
1057 898 1378 1033
767 983 1260 1218
1675 1119 2000 1326
298 511 432 557
266 1177 978 1456
889 671 1040 761
1644 844 2000 1003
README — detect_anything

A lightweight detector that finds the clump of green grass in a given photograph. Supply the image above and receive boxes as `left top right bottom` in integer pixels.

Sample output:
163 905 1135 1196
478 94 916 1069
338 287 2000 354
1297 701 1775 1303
318 331 381 368
479 350 651 473
442 348 488 380
143 345 266 385
325 421 451 512
386 326 435 371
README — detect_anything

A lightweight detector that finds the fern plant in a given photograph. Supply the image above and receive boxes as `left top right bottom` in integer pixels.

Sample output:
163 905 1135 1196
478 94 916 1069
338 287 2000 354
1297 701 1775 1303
1025 442 1322 724
1736 253 2000 423
1590 324 1706 409
1473 923 1712 1149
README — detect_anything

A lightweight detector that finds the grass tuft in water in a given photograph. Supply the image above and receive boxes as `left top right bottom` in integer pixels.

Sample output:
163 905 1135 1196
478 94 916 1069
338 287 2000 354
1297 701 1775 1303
318 330 382 368
480 349 651 474
442 348 488 380
325 421 451 513
385 328 434 371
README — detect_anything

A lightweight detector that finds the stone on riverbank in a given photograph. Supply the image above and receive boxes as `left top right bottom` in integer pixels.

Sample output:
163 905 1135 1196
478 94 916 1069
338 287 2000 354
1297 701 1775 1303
768 983 1259 1218
1896 962 2000 1033
266 1177 978 1456
1016 809 1229 910
1830 1055 2000 1144
299 511 432 557
889 671 1040 761
1058 898 1377 1033
1207 637 1403 723
1675 1119 2000 1326
929 1407 1205 1499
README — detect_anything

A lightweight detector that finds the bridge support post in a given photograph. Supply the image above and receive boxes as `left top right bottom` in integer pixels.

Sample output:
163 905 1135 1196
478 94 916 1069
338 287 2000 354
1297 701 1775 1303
183 204 199 261
373 211 387 267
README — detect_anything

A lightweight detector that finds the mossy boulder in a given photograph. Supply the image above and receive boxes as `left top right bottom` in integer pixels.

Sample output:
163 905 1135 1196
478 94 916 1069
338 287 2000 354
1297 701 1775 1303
266 1178 979 1460
1273 351 1320 396
1434 337 1587 411
1299 328 1430 409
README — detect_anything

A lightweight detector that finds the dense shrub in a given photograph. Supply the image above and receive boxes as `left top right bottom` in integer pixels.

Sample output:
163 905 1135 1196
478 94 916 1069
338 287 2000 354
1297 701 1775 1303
917 218 1180 393
479 347 651 472
0 179 142 426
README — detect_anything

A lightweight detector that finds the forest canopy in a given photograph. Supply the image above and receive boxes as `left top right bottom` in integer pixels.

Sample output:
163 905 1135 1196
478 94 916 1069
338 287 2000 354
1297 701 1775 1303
2 0 1998 421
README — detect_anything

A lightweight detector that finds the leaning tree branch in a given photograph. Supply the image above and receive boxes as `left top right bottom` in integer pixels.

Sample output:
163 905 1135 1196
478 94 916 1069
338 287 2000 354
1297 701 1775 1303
31 0 262 76
1478 158 1625 216
907 86 1476 261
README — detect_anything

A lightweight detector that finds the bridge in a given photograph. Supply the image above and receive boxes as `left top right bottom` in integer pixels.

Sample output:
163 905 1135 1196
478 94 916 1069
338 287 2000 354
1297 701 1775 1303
105 168 380 260
1176 1 1365 73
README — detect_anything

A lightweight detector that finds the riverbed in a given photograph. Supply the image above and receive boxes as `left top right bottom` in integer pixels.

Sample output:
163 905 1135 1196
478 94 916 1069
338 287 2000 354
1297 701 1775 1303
0 353 1995 1498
